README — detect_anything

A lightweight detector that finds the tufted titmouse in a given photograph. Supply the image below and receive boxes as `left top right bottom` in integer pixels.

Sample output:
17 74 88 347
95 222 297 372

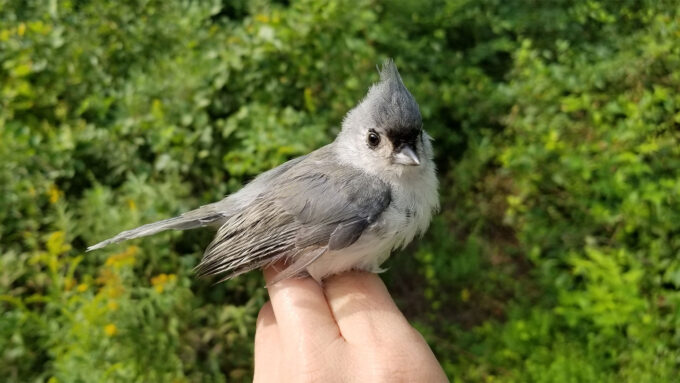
88 60 439 284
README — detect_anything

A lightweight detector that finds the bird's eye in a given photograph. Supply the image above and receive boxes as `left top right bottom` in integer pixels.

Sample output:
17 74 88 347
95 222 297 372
367 131 381 148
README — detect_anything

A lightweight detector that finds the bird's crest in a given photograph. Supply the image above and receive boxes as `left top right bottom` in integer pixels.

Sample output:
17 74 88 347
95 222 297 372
363 59 422 139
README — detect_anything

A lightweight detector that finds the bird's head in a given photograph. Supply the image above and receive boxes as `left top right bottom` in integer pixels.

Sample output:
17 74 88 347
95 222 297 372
336 59 431 177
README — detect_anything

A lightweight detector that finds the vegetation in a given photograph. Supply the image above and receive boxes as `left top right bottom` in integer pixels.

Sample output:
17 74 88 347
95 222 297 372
1 0 679 381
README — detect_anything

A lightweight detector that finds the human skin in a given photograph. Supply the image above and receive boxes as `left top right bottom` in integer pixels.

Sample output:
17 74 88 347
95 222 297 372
254 268 449 382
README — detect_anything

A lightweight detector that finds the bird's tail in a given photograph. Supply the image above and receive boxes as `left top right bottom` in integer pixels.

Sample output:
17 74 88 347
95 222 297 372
87 203 228 251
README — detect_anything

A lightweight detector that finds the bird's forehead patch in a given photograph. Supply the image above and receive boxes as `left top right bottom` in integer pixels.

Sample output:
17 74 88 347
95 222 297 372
385 125 421 146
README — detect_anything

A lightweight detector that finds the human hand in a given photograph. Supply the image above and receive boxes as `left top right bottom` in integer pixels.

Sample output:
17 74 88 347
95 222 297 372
254 268 448 382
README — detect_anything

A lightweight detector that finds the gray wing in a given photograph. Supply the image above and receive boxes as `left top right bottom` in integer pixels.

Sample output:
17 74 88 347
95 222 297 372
195 147 392 282
87 155 308 251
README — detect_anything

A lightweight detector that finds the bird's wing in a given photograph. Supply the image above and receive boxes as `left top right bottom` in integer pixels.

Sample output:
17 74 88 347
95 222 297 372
195 148 392 282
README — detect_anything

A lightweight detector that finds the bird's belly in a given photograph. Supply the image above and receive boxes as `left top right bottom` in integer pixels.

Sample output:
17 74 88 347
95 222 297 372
305 206 421 282
305 233 392 282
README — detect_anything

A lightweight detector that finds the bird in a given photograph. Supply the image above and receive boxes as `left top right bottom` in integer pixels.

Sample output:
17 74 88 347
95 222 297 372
88 59 439 285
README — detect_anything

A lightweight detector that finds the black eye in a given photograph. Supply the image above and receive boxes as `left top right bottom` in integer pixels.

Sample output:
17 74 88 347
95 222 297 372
367 131 381 147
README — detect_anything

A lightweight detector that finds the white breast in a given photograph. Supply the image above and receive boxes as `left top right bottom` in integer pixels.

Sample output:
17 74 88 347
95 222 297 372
306 160 439 282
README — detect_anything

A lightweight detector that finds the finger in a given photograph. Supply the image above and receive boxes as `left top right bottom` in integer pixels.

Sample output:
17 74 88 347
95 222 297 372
254 302 280 383
323 271 413 344
263 266 341 348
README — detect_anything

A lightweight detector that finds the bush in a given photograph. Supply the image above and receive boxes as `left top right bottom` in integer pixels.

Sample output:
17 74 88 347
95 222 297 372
1 0 679 381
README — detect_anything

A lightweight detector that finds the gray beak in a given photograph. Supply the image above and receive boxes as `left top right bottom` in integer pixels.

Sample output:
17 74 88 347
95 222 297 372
393 144 420 166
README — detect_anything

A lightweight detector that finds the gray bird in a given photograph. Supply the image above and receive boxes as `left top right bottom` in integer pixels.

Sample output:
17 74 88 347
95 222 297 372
88 59 439 284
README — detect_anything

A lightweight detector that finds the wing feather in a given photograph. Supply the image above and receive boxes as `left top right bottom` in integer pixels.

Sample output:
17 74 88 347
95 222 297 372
195 147 392 281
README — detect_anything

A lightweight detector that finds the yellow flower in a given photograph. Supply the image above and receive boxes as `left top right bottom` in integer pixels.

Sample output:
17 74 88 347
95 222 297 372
151 273 168 285
17 22 26 36
107 301 119 311
64 277 76 291
254 14 270 23
96 268 126 299
151 273 176 293
76 283 89 293
47 184 62 204
105 246 138 268
104 324 118 337
104 285 125 299
127 199 137 212
461 288 470 303
46 231 71 255
96 268 120 286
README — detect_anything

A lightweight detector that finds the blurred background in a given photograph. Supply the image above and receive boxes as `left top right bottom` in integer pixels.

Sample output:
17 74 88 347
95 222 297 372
1 0 679 381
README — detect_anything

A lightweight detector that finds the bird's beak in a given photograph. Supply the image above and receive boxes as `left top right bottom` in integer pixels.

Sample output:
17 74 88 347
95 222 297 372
393 144 420 166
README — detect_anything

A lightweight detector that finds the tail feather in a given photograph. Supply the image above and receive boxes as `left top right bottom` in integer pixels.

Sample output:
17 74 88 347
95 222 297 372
87 205 228 251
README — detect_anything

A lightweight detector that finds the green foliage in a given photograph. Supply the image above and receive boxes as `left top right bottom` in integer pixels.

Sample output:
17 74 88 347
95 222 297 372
2 0 680 381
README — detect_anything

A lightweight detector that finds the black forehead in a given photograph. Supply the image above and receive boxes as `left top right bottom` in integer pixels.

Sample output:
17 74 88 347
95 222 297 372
384 125 421 146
